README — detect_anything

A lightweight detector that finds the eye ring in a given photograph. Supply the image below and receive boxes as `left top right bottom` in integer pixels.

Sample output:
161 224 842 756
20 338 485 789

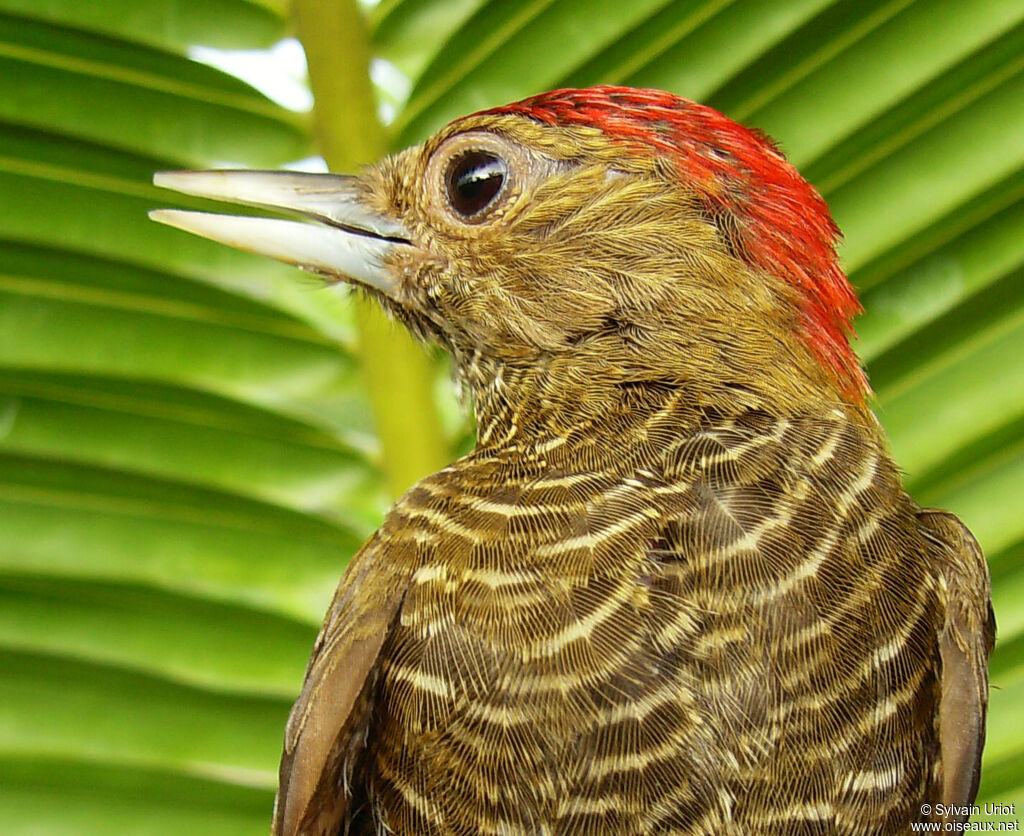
445 150 507 219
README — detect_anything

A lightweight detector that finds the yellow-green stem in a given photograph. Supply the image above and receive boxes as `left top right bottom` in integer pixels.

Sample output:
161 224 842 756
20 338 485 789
291 0 449 498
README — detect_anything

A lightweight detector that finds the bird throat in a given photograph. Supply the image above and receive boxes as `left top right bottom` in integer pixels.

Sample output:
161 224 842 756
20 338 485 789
456 350 710 470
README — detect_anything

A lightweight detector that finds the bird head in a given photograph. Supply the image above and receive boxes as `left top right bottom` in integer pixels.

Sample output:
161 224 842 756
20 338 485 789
153 87 867 446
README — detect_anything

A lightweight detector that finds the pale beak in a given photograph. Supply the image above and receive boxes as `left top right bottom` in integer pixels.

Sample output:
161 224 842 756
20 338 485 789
149 170 410 299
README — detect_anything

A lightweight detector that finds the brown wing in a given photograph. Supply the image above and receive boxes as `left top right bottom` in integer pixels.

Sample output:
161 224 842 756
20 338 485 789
273 532 410 836
918 509 995 815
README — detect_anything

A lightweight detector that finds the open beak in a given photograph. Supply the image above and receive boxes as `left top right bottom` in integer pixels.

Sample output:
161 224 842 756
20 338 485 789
149 170 410 299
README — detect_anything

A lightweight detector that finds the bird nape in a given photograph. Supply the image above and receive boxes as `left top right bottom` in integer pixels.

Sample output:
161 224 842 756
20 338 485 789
151 86 993 836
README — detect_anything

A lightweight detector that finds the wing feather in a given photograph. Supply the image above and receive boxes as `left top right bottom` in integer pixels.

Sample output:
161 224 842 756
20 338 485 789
918 509 995 816
273 534 411 836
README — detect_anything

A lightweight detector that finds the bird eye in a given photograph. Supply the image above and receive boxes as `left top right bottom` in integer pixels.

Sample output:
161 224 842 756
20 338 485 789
446 151 507 218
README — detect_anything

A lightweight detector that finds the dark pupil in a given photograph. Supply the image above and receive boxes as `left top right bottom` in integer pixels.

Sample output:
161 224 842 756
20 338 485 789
447 151 506 217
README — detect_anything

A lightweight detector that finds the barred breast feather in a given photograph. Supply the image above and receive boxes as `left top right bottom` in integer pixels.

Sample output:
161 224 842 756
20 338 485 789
273 405 992 836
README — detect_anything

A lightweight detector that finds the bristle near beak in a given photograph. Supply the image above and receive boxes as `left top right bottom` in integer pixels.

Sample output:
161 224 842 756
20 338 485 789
150 170 410 299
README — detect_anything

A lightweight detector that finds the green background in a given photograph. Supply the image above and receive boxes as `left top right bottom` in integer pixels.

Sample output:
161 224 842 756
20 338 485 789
0 0 1021 831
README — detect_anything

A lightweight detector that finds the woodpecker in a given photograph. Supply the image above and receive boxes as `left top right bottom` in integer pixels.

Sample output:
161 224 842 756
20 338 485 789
152 86 994 836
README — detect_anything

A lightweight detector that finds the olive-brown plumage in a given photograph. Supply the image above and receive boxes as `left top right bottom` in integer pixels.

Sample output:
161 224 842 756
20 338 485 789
152 86 994 835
